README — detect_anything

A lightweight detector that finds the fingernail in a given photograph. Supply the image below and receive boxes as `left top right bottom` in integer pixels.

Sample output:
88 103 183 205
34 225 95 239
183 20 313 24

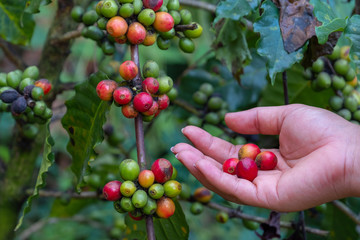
181 128 185 134
193 163 197 169
175 153 179 159
170 147 174 153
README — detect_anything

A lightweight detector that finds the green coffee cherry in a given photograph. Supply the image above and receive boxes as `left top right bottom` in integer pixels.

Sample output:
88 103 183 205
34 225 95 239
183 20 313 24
96 1 104 16
167 0 180 10
164 180 182 198
180 9 192 24
119 159 140 181
142 198 157 215
101 41 115 55
138 9 156 26
193 91 207 105
101 0 119 18
42 108 53 119
187 115 202 127
169 10 181 25
33 101 47 116
332 75 346 90
86 26 105 41
114 200 127 213
71 6 85 22
6 71 22 89
120 180 137 197
120 197 135 212
166 88 178 101
328 45 340 60
97 17 108 30
119 3 135 18
179 38 195 53
205 112 220 125
132 190 148 208
22 124 39 139
302 68 312 80
31 86 44 100
216 211 229 223
342 84 354 96
208 96 223 110
243 219 260 230
82 10 99 26
0 73 7 87
334 59 350 76
143 60 159 78
315 203 327 213
329 96 343 111
345 68 356 82
217 109 227 122
312 58 324 73
170 167 177 180
133 0 143 14
344 96 358 112
19 78 35 93
179 183 191 199
159 28 176 40
190 202 203 215
316 72 331 89
157 36 171 50
22 66 39 80
337 108 352 120
157 76 173 94
199 83 214 97
148 183 165 199
184 23 203 39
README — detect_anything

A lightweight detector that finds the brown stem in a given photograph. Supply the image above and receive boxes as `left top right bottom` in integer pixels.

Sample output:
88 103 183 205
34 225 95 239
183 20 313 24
130 44 155 240
172 99 201 116
175 23 197 32
0 39 26 70
207 202 329 236
282 71 289 105
50 28 83 45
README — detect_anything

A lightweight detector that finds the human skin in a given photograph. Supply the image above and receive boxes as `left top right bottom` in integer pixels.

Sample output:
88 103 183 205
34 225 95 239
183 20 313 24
171 104 360 212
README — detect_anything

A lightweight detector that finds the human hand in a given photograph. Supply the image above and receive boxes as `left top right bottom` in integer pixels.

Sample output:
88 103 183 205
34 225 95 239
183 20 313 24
171 104 360 212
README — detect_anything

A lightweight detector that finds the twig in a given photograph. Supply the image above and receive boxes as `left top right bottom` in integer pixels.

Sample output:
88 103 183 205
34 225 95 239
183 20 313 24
206 202 329 236
173 99 201 116
26 189 101 199
50 29 83 45
282 71 289 105
0 40 26 70
332 200 360 225
175 23 197 32
179 0 216 13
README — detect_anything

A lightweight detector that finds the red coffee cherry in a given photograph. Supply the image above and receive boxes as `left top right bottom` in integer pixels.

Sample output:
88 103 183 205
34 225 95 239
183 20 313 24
255 151 278 170
222 158 240 175
103 180 122 201
96 80 118 101
238 143 261 160
142 77 159 94
113 87 133 105
142 101 158 116
143 0 163 11
157 94 170 110
151 158 173 183
122 103 139 118
128 211 144 221
193 187 213 203
156 197 175 219
106 16 128 37
127 22 147 45
138 169 155 188
236 157 258 182
153 12 174 32
34 79 52 95
133 92 153 112
119 60 138 81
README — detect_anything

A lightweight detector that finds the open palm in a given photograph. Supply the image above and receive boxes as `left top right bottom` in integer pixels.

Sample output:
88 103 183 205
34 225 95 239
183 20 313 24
172 104 360 212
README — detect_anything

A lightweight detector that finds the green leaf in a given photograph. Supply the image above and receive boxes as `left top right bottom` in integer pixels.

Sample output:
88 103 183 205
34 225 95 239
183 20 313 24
15 122 55 230
153 200 189 240
25 0 52 14
344 15 360 73
259 64 333 107
61 73 111 192
253 0 305 84
0 0 35 45
310 0 347 44
214 0 253 23
213 19 252 81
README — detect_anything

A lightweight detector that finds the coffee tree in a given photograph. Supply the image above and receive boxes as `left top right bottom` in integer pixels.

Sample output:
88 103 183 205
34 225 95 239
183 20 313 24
0 0 360 239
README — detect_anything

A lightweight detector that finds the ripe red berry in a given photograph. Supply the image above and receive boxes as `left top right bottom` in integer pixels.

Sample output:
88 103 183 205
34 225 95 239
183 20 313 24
133 92 153 112
193 187 213 203
96 80 118 101
142 100 158 116
222 158 240 175
151 158 173 183
128 211 144 221
157 94 169 110
236 158 258 182
255 151 278 170
238 143 261 160
106 16 128 37
119 60 138 81
122 103 139 118
113 87 133 105
156 197 175 219
142 77 159 94
153 12 174 32
103 180 122 201
143 0 163 11
34 79 52 95
138 170 155 188
127 22 147 45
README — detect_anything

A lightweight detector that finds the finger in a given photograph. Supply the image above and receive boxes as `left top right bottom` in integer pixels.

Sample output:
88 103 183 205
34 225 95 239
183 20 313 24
181 126 239 163
224 105 300 135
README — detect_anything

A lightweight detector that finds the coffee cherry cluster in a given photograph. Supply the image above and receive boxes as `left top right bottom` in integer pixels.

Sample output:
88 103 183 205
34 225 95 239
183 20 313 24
187 83 229 127
222 143 278 182
0 66 53 125
304 46 360 123
102 158 181 219
71 0 202 53
96 59 172 121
